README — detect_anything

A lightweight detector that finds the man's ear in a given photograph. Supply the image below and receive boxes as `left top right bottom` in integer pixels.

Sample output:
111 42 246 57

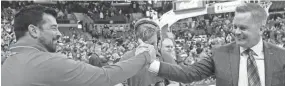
259 25 266 35
28 24 40 38
158 40 162 51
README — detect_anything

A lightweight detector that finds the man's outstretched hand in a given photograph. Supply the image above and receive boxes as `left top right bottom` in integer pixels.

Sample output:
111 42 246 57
135 39 156 64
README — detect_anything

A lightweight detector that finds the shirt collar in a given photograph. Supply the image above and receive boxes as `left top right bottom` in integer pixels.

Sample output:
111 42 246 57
240 38 263 57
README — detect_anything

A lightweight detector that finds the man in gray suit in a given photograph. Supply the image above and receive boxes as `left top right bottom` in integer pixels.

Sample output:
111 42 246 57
2 5 156 86
146 3 285 86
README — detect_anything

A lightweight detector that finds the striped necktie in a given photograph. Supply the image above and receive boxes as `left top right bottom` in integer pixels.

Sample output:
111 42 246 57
244 49 261 86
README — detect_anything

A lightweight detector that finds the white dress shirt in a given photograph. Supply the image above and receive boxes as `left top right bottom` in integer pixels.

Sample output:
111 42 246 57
149 39 265 86
238 39 265 86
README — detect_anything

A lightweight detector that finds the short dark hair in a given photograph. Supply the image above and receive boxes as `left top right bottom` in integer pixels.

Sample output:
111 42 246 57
13 5 57 40
134 18 159 42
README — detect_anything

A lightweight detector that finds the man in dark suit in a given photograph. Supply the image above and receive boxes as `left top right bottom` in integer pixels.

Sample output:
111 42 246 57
2 5 156 86
146 3 285 86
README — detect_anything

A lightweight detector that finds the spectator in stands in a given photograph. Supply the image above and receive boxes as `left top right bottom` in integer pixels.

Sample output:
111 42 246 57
99 11 104 19
159 38 176 60
57 9 65 19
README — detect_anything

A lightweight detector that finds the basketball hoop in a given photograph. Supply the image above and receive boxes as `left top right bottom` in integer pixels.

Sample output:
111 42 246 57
259 1 272 10
259 1 272 16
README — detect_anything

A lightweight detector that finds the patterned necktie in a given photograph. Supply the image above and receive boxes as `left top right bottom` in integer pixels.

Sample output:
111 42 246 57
244 49 261 86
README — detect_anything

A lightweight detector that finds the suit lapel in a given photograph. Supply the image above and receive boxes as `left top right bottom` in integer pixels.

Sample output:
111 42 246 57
263 42 273 86
228 41 275 86
229 43 240 86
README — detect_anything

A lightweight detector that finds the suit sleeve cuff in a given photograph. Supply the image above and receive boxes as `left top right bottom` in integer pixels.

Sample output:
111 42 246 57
148 60 160 75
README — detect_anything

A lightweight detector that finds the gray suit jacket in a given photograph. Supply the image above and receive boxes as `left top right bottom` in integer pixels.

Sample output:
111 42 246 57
158 42 285 86
2 42 151 86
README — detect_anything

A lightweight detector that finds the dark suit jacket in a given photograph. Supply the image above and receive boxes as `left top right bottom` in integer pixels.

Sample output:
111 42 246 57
120 49 176 86
158 42 285 86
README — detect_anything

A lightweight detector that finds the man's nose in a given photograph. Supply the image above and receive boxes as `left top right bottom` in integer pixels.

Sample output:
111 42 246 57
56 30 62 38
234 28 242 35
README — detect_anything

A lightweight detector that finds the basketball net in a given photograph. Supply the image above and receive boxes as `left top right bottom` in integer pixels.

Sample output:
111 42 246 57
259 1 272 16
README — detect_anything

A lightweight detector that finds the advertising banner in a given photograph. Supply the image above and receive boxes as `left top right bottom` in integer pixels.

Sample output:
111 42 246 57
214 1 242 13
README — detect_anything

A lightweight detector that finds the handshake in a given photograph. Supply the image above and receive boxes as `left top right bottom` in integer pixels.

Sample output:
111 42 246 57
134 39 157 65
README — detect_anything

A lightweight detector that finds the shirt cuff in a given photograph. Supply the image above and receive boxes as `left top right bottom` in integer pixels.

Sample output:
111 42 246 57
148 60 160 75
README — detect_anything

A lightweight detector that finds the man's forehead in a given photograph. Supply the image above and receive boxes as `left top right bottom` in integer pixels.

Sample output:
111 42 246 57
42 13 57 25
233 12 253 25
162 39 174 45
